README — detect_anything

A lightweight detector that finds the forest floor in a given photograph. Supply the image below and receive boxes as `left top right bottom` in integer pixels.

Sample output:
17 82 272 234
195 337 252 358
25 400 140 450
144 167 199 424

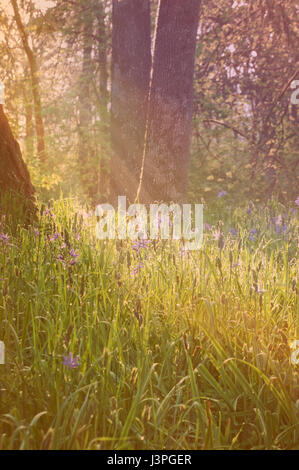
0 198 298 449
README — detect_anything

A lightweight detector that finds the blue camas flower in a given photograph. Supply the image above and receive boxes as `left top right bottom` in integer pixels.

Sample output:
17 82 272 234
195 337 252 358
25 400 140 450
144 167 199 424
249 228 257 241
0 233 9 245
229 228 238 236
63 353 80 369
70 249 79 258
130 262 145 277
132 240 150 254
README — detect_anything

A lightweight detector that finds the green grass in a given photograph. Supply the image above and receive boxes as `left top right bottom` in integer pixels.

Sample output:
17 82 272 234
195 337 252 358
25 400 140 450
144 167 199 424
0 198 298 449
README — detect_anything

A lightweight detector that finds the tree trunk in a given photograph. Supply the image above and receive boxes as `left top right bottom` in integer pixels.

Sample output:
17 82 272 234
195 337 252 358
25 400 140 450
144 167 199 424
0 105 35 218
110 0 151 204
140 0 200 203
23 76 34 159
11 0 46 164
96 0 108 112
96 0 109 201
78 14 94 200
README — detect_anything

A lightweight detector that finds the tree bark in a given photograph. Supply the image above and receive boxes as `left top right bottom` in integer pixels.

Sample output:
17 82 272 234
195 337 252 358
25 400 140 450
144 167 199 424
96 0 108 112
23 76 34 159
11 0 46 164
110 0 151 204
0 105 35 217
96 0 109 201
78 14 94 200
139 0 200 203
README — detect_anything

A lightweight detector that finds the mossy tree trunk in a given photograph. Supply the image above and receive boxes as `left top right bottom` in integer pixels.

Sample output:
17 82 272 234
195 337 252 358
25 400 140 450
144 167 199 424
0 105 35 220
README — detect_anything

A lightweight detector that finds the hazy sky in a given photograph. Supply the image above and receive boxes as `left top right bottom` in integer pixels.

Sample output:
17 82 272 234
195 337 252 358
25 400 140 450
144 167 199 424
34 0 54 10
0 0 54 13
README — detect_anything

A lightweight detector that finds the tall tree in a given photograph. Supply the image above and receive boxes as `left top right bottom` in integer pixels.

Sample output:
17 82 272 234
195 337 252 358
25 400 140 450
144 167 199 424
96 0 108 112
78 9 94 200
96 0 109 201
11 0 46 164
23 69 34 159
110 0 151 204
139 0 201 203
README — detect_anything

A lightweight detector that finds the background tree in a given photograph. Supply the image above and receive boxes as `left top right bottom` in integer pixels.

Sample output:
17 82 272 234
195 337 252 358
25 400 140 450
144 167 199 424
110 0 151 204
11 0 46 164
77 6 94 200
139 0 201 203
1 0 297 207
189 0 298 204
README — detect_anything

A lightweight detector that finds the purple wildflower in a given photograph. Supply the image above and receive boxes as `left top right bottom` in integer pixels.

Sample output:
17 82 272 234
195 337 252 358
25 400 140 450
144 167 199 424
43 209 54 217
275 223 288 235
49 232 60 242
246 207 252 214
217 190 227 198
273 215 288 235
0 233 9 245
62 353 80 369
132 240 150 254
33 228 39 237
134 310 143 327
249 228 257 241
295 197 299 206
70 249 79 258
203 223 212 231
130 262 145 277
57 254 66 268
229 228 238 236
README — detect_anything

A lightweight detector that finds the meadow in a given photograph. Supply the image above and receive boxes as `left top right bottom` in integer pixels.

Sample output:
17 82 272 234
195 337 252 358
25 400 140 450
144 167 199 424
0 197 298 450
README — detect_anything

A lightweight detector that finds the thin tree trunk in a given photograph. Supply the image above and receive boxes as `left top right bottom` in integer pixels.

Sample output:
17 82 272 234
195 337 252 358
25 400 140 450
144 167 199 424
96 0 108 112
78 15 94 200
11 0 46 164
139 0 201 203
23 76 34 159
96 0 109 201
110 0 151 204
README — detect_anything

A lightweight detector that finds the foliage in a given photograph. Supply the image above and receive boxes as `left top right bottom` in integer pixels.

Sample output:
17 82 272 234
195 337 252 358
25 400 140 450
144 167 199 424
0 199 298 449
0 0 297 205
190 0 298 204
